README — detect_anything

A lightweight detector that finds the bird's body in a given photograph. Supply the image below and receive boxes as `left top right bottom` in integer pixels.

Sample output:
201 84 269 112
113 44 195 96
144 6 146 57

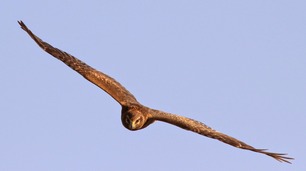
18 21 293 163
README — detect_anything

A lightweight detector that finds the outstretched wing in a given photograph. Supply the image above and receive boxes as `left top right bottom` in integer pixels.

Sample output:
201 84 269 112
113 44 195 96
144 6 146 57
150 109 293 163
18 21 138 106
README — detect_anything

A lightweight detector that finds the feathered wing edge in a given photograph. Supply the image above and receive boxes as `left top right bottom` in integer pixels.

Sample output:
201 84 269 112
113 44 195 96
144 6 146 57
18 20 138 106
19 20 293 163
150 109 293 163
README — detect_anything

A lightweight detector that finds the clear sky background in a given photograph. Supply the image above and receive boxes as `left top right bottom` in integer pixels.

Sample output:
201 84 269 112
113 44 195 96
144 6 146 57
1 1 305 171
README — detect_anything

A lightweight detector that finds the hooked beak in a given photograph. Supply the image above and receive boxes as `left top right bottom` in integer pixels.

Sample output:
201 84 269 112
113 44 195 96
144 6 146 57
129 121 136 130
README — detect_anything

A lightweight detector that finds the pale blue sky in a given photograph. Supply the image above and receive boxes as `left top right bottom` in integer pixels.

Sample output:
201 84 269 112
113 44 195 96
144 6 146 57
1 1 305 170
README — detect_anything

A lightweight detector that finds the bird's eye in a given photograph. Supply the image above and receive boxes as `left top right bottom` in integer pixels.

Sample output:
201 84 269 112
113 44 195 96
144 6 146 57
125 117 130 124
135 117 142 125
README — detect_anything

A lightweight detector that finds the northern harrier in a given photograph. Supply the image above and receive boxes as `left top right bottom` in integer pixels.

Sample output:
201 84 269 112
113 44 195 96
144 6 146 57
18 21 293 163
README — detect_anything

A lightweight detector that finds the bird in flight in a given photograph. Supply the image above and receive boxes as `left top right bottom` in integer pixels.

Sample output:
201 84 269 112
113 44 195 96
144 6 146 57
18 20 293 163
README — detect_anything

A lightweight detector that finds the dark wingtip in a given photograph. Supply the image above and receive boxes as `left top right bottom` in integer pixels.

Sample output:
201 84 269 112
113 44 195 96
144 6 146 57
251 148 294 164
268 152 294 164
18 20 23 27
18 20 27 31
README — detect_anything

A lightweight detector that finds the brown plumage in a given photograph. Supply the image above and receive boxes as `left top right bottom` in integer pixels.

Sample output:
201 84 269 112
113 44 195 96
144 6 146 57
18 20 293 163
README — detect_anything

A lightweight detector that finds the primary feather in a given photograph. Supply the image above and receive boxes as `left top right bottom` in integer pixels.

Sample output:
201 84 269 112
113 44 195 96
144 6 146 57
18 20 293 164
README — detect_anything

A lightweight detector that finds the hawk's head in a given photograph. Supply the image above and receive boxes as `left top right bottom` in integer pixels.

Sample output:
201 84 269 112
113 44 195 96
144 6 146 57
121 105 154 130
